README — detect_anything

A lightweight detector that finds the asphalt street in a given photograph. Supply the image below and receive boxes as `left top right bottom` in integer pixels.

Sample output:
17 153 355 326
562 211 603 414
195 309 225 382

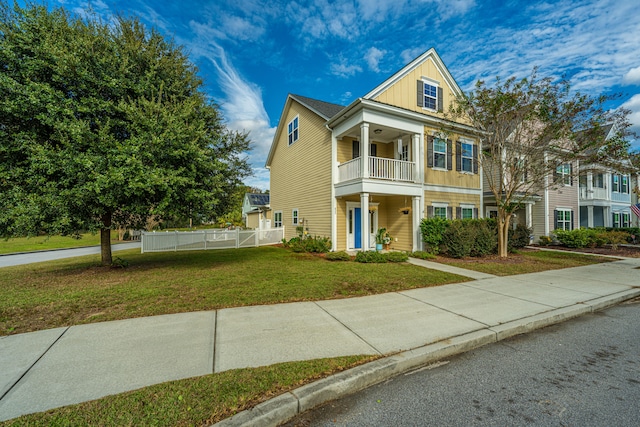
284 298 640 427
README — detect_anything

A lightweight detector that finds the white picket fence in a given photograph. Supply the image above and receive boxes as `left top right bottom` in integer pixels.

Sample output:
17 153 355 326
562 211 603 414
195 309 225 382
141 228 285 253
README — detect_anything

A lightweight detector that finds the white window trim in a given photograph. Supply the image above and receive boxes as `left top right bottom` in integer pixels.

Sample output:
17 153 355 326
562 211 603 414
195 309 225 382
613 212 621 228
612 174 620 192
433 137 447 170
274 210 283 228
292 208 299 226
421 77 440 112
287 115 299 146
556 208 572 230
557 163 571 186
460 140 474 173
432 202 448 220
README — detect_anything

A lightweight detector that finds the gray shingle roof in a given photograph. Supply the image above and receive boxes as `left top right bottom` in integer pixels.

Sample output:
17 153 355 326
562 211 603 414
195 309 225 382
290 94 345 120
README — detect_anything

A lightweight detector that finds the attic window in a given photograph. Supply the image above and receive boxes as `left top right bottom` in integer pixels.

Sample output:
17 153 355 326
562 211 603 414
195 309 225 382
288 116 299 145
417 80 443 111
423 83 437 110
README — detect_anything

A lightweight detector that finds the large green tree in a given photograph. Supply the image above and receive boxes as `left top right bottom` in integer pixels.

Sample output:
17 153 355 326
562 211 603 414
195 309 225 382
0 2 251 264
449 69 636 257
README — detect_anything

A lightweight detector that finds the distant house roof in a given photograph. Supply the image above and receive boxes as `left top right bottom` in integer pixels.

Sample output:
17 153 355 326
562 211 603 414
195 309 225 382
246 193 270 207
289 94 345 120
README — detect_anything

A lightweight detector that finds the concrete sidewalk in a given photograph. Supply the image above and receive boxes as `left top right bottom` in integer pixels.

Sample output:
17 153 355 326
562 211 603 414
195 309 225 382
0 242 141 268
1 257 639 423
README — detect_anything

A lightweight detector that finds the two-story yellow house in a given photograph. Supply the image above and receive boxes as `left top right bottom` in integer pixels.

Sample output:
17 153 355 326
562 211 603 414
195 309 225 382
266 48 482 252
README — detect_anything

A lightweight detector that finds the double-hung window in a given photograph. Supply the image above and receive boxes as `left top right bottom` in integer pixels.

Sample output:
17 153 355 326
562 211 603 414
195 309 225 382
461 207 474 219
401 144 409 162
423 83 437 110
556 163 571 186
433 138 447 169
613 212 620 228
288 116 299 145
622 175 628 193
292 209 299 225
556 209 572 230
623 213 630 228
434 207 447 219
461 142 473 173
274 211 283 228
612 174 620 192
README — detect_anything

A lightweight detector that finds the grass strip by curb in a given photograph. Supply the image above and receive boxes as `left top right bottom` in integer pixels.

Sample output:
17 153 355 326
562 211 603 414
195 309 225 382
0 355 376 427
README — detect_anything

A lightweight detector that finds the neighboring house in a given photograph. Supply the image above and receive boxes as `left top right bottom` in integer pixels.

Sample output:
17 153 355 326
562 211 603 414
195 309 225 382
266 48 482 252
242 193 271 229
482 155 579 243
578 125 633 229
631 174 640 228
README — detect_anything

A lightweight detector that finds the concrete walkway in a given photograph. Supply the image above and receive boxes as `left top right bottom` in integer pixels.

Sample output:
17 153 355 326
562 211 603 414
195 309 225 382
1 256 639 423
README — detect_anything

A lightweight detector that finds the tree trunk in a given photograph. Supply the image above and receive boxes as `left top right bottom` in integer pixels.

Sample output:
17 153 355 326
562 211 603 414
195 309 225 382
101 212 113 266
497 212 512 258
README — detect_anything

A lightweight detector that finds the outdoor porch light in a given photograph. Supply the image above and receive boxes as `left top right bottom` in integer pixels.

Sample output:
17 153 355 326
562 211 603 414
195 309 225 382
374 128 382 134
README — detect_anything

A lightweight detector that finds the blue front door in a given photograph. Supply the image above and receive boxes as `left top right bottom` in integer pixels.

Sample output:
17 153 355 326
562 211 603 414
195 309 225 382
354 207 361 249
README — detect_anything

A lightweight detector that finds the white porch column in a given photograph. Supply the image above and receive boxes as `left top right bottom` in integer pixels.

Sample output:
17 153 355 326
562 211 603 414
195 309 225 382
586 172 593 199
360 192 370 250
604 206 611 227
331 133 338 251
361 123 369 179
412 133 420 183
587 205 594 228
526 203 533 229
412 196 421 251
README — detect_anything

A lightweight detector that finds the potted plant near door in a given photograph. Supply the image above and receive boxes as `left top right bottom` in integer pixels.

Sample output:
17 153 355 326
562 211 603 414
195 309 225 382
375 228 391 251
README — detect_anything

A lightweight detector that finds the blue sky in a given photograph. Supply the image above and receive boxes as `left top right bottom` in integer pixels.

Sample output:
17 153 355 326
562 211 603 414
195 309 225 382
45 0 640 190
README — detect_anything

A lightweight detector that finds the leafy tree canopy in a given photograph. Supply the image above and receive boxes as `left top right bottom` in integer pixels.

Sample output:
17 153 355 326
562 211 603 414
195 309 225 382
448 68 637 257
0 2 251 264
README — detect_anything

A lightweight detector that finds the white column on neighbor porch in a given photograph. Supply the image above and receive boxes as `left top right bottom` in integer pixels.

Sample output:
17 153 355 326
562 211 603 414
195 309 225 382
360 192 370 250
604 206 611 227
331 133 338 251
412 196 421 252
586 172 593 199
587 205 594 228
412 133 420 183
526 203 533 229
361 123 370 179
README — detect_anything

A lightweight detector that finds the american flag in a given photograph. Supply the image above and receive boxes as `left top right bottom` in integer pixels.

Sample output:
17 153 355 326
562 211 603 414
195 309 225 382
632 203 640 219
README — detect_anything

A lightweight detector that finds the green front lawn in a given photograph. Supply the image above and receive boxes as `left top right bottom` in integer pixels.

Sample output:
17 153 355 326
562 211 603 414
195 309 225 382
0 246 468 335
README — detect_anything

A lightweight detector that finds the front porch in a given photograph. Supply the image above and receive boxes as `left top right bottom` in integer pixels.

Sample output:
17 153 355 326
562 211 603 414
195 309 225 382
336 193 423 253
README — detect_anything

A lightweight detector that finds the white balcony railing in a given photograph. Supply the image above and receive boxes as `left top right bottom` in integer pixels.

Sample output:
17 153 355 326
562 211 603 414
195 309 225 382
338 156 415 183
580 186 608 200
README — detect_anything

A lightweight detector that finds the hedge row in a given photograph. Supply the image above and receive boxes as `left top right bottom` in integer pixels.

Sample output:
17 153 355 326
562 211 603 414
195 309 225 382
420 217 532 258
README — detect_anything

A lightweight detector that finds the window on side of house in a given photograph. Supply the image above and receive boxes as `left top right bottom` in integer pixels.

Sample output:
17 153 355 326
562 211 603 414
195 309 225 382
287 116 299 146
556 163 572 186
623 212 630 228
556 209 572 230
612 174 620 192
461 206 474 219
622 175 628 193
292 209 299 225
434 207 447 219
613 212 620 228
274 211 283 228
461 142 474 173
433 138 447 169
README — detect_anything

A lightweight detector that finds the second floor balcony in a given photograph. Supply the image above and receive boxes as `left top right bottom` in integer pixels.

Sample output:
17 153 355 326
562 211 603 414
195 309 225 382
580 186 608 201
338 156 415 183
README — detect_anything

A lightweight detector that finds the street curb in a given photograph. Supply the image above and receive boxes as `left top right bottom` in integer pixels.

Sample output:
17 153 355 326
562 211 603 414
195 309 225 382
211 291 640 427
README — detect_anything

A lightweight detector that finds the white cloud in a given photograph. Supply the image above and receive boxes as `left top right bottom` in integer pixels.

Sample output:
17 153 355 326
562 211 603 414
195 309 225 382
622 94 640 148
623 66 640 85
330 61 363 78
364 47 386 72
190 36 275 189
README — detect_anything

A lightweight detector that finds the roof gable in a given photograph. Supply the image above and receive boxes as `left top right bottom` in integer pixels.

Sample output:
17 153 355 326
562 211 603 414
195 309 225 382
364 48 463 101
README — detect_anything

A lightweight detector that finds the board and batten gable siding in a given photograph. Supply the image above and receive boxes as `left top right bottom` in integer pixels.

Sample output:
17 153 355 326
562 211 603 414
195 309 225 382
269 100 332 241
372 57 454 118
